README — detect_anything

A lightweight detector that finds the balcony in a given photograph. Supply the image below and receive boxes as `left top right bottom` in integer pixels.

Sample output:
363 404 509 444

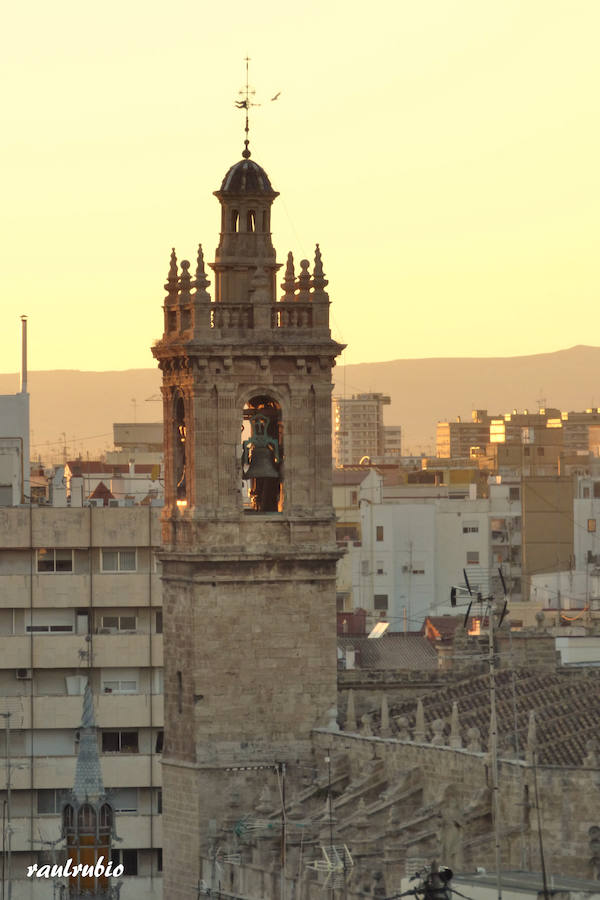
92 634 163 667
9 754 162 790
9 814 162 852
0 694 165 729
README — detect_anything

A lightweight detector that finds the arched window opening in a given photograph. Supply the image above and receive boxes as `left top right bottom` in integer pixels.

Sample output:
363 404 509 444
241 396 283 513
78 803 96 830
247 210 256 232
173 394 187 504
100 804 112 828
231 209 239 232
63 804 74 829
262 210 268 232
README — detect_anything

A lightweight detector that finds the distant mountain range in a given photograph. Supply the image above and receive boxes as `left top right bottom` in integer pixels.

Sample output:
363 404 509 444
1 345 598 460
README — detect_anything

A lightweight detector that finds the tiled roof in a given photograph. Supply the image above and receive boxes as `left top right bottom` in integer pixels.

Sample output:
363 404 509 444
332 469 372 485
423 616 461 639
67 460 155 476
88 481 114 503
338 634 438 671
381 667 600 765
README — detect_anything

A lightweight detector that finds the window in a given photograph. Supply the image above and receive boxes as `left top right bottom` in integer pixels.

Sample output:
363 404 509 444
157 849 163 872
155 788 162 814
360 560 369 576
462 522 479 534
155 731 164 753
102 731 138 753
536 446 545 456
101 670 139 694
100 615 137 632
26 610 74 633
37 549 73 573
111 849 138 877
588 519 597 533
412 567 425 575
466 551 479 565
374 594 388 610
376 526 384 542
101 550 136 572
26 623 73 633
509 487 520 501
594 482 600 499
107 788 137 813
37 789 69 815
155 611 163 634
350 490 358 506
376 561 384 575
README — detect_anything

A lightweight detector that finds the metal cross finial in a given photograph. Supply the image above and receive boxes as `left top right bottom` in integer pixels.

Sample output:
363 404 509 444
235 56 260 158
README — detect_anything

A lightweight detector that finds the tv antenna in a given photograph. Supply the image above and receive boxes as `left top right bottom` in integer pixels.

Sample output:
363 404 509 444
449 568 508 900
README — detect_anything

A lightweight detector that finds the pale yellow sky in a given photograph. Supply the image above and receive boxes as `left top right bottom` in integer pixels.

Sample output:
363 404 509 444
2 0 600 373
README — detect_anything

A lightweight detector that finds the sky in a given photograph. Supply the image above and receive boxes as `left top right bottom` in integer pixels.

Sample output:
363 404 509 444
2 0 600 374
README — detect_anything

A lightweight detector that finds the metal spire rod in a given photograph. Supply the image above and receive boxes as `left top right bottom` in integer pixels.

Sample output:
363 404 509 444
235 56 260 159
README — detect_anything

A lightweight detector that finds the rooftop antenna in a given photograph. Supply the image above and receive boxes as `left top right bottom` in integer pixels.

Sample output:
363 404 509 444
450 568 508 900
20 315 28 394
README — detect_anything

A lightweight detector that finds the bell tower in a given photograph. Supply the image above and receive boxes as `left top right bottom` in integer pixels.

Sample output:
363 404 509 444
153 144 343 899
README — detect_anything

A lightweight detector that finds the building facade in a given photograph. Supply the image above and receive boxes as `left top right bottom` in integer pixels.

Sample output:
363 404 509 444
0 505 163 898
333 393 399 465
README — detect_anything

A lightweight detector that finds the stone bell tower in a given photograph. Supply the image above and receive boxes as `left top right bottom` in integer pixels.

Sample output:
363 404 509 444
152 142 344 899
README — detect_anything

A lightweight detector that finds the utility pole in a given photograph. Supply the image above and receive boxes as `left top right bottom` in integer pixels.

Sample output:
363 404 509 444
1 713 12 900
487 602 502 900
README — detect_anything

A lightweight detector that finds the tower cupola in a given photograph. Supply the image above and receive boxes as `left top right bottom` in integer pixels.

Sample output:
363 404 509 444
212 149 280 304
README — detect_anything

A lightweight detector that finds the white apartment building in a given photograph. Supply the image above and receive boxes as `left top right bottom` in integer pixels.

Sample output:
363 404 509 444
337 472 522 628
0 505 163 899
333 393 400 466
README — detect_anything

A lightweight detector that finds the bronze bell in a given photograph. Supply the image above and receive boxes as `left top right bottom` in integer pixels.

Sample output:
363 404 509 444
243 446 279 480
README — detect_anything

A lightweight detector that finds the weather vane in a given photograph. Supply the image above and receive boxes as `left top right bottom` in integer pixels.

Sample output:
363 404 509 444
234 56 280 159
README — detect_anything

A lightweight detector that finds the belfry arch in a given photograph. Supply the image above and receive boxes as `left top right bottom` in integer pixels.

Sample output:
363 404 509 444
241 395 283 512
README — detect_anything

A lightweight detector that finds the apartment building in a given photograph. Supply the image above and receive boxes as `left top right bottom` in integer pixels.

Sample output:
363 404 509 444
0 505 163 899
335 470 523 627
437 406 600 459
333 393 400 465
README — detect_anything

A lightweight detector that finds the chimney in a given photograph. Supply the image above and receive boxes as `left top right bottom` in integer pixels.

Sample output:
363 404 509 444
20 315 28 394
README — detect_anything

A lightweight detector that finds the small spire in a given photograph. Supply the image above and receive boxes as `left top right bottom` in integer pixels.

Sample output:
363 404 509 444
526 709 537 763
281 251 296 300
194 244 210 292
165 248 178 296
414 698 425 742
345 690 357 732
450 701 462 749
312 244 329 292
380 693 391 737
296 259 311 301
179 260 191 296
73 685 105 802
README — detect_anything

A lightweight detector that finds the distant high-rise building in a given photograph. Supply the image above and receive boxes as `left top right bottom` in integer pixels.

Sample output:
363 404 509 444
437 407 600 459
333 393 400 465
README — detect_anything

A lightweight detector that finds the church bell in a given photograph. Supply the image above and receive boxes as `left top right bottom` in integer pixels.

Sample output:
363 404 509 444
243 446 279 480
